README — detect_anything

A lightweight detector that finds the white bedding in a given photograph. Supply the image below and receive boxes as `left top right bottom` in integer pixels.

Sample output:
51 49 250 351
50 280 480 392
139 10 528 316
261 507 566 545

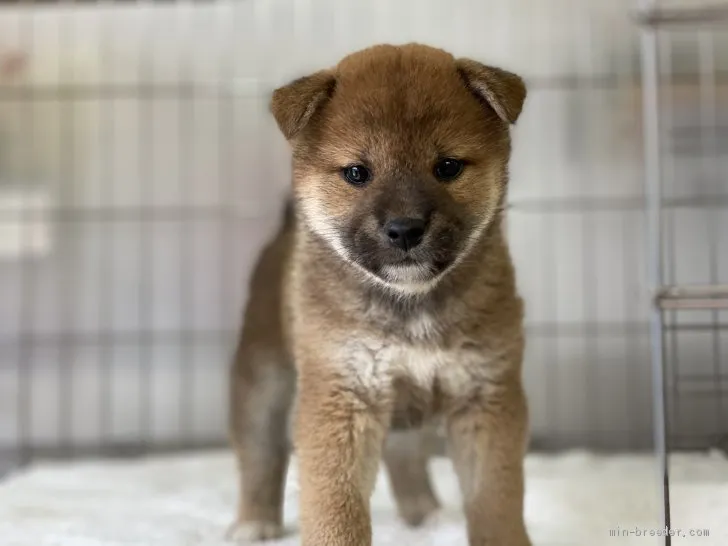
0 449 726 545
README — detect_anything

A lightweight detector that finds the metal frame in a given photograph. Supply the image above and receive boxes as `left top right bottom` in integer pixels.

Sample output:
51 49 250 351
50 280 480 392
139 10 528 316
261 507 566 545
636 2 728 544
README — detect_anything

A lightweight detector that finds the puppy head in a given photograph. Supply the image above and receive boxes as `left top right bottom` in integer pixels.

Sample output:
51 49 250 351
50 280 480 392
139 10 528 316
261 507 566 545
271 44 526 294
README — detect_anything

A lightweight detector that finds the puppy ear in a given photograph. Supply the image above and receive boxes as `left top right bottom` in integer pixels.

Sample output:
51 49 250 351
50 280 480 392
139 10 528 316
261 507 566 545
455 59 526 125
270 70 336 140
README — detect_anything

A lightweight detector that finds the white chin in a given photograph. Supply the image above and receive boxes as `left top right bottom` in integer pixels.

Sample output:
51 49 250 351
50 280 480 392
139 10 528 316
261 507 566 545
380 263 435 285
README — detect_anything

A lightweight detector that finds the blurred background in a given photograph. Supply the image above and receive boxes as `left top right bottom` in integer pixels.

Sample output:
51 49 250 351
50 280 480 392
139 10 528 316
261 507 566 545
0 0 726 475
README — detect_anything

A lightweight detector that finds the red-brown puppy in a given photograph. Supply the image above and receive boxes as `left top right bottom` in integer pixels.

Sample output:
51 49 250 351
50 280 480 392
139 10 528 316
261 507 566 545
229 43 531 546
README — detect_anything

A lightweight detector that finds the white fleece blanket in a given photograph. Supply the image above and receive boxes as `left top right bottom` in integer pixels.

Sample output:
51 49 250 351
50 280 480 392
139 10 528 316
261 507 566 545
0 449 726 545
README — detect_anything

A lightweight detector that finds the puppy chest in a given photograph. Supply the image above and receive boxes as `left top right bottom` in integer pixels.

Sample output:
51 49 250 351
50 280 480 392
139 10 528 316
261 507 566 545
370 347 449 428
393 346 451 387
343 341 482 400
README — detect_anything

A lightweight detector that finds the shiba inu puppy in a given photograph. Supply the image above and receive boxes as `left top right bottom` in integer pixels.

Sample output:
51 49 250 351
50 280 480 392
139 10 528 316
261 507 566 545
229 43 531 546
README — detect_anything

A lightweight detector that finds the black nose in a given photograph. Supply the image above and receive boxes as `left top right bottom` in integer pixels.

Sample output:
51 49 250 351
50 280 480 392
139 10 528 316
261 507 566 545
384 217 426 251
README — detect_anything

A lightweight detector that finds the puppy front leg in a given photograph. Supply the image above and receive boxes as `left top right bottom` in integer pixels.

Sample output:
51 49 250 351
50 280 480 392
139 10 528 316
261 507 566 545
295 374 390 546
447 378 531 546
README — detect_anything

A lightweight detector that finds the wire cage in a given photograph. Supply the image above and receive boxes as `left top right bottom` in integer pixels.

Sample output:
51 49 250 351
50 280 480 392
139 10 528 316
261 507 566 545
0 0 725 502
637 0 728 451
636 1 728 541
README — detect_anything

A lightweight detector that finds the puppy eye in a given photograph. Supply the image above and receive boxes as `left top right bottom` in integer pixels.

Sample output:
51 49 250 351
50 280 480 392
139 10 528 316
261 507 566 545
341 165 372 187
433 158 464 182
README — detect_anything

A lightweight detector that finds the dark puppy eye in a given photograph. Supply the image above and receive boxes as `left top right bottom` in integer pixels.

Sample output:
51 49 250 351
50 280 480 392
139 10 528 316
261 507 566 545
341 165 371 187
434 158 464 182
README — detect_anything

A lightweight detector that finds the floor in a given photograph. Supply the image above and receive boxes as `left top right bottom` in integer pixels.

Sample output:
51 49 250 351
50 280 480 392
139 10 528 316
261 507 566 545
0 449 726 545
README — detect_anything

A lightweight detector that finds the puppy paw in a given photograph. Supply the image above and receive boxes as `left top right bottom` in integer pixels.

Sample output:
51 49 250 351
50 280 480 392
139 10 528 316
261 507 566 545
225 520 284 543
397 494 441 528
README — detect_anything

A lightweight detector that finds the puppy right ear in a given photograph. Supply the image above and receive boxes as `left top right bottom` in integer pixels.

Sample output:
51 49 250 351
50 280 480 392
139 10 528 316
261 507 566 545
270 70 336 141
455 59 526 125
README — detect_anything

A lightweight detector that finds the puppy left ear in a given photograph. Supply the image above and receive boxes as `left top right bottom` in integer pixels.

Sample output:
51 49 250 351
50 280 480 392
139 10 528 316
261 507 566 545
455 59 527 125
270 70 336 141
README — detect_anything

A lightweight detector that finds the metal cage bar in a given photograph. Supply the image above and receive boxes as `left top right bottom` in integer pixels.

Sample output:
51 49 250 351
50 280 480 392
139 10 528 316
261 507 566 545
636 0 672 539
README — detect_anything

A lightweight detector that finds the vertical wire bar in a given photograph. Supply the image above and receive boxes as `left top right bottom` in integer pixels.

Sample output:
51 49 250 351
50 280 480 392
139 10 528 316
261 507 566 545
543 185 559 441
219 0 235 380
574 0 601 448
617 15 641 450
98 0 116 453
638 1 672 540
622 199 640 448
541 0 560 448
551 0 568 448
696 31 722 440
16 5 37 467
293 0 310 72
178 0 194 446
58 0 77 459
657 33 679 453
137 0 154 451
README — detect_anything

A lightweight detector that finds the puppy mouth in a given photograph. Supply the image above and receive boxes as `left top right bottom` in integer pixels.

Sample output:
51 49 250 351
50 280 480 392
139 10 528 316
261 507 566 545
394 255 419 266
392 254 449 273
346 244 450 285
373 250 454 286
343 224 460 287
379 261 439 285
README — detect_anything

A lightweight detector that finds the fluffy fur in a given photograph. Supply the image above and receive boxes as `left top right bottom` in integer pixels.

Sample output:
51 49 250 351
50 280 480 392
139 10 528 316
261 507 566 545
229 43 531 546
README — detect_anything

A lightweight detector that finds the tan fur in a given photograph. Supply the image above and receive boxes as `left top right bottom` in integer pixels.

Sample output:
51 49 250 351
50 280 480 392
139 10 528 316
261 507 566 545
229 43 531 546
